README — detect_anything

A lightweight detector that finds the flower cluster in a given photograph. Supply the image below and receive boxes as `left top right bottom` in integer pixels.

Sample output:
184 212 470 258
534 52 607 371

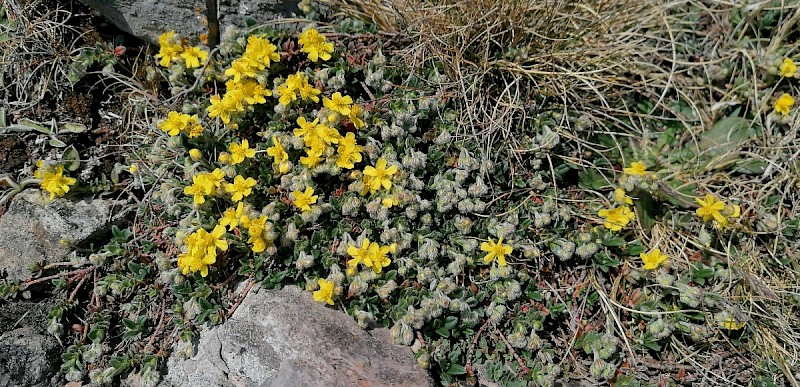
276 72 321 106
183 169 225 205
298 27 334 62
208 35 279 125
156 30 208 69
177 225 228 277
347 238 396 274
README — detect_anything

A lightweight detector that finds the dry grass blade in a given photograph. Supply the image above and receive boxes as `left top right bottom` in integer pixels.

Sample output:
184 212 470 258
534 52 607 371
0 0 86 111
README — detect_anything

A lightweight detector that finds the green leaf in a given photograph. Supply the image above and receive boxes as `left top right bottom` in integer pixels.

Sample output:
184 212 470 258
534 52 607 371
49 137 67 148
735 159 768 175
578 168 610 190
632 189 657 233
697 116 756 170
88 322 108 342
60 122 87 134
17 118 52 134
62 145 80 171
447 364 467 375
691 264 714 285
662 178 698 208
601 236 626 247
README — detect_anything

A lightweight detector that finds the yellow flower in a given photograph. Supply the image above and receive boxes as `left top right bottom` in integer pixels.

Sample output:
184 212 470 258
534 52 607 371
363 157 398 193
598 206 635 231
323 92 353 116
158 30 178 46
183 170 224 205
298 28 334 62
33 160 48 179
775 93 795 116
717 312 746 330
187 123 203 138
313 278 335 305
480 237 513 266
246 215 269 253
177 225 227 277
205 224 229 251
336 132 363 169
39 164 77 200
299 82 321 103
180 46 208 68
299 146 325 168
729 204 741 219
380 196 396 208
244 35 280 69
348 104 366 129
189 148 202 161
366 242 392 273
225 175 257 202
780 58 797 78
218 152 231 164
291 187 318 212
158 111 198 136
208 94 244 124
183 177 208 205
614 188 633 205
316 123 341 145
248 83 272 104
695 193 727 226
229 139 256 165
128 163 139 173
156 43 183 67
275 72 310 106
640 248 668 270
225 59 258 83
276 83 297 106
219 202 247 230
623 161 647 176
266 136 291 174
347 239 374 268
294 117 318 139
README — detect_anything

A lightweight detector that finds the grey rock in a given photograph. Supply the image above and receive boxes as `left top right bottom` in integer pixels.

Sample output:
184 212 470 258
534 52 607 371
77 0 300 44
0 190 129 283
0 300 61 387
161 285 432 387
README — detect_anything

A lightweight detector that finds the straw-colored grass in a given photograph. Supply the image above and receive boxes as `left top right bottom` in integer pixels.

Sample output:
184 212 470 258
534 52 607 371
318 0 800 383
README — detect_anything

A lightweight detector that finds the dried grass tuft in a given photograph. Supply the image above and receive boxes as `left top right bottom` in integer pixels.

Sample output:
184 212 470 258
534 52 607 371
319 0 800 383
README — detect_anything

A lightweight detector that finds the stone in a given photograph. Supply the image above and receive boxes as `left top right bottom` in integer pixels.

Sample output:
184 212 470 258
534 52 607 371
0 300 61 387
77 0 301 44
0 190 129 283
160 285 433 387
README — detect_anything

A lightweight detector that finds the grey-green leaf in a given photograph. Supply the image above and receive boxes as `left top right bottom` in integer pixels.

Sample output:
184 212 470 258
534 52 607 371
18 118 52 134
698 116 755 170
62 145 80 171
49 137 67 147
60 122 87 134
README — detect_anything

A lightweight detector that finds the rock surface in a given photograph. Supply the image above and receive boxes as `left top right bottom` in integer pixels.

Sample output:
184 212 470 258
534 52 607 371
0 300 61 387
160 285 433 387
78 0 300 44
0 190 128 283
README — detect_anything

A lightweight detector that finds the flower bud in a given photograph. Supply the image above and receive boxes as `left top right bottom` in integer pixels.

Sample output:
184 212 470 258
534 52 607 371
189 148 202 161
